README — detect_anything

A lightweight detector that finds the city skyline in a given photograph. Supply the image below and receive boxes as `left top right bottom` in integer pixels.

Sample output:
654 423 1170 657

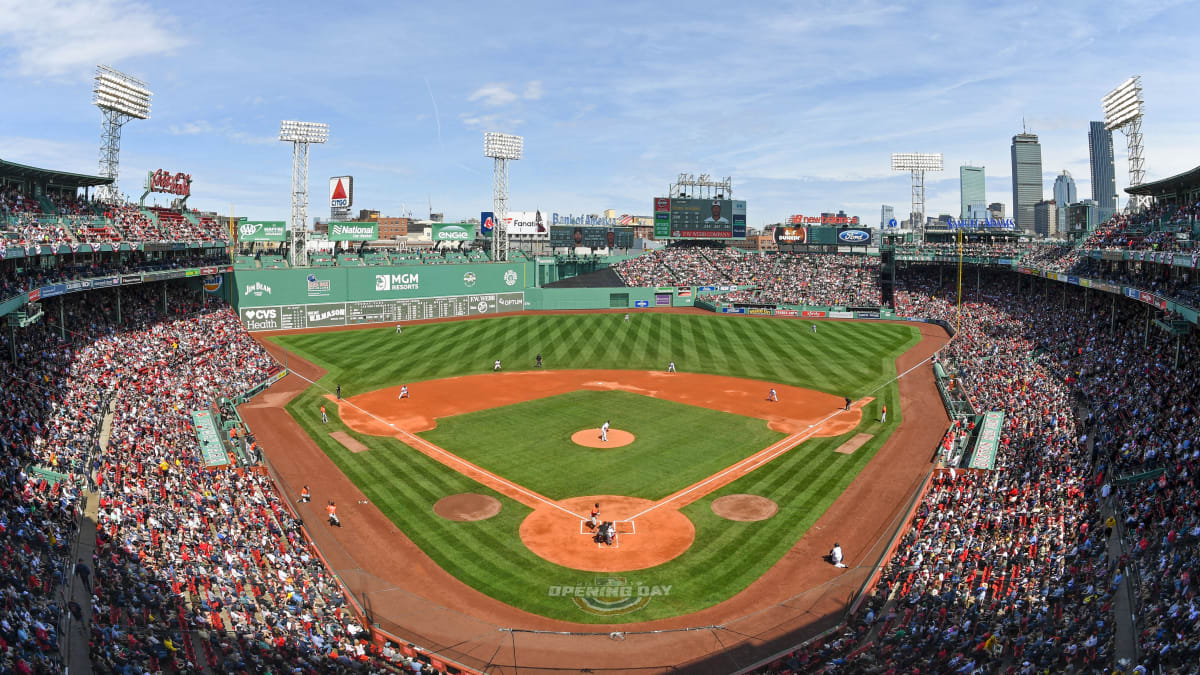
1 0 1198 225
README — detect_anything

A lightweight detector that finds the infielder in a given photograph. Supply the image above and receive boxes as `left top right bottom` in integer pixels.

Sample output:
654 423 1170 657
588 502 600 530
398 385 410 399
768 388 778 402
880 405 887 423
320 405 328 424
844 396 852 411
667 361 676 373
494 359 502 371
600 420 610 442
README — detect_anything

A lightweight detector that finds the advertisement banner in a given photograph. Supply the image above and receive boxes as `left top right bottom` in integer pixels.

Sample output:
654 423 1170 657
549 226 634 249
774 309 799 316
503 210 550 237
654 293 671 306
121 274 143 285
93 276 120 288
39 283 67 299
329 176 353 209
773 226 807 244
238 221 287 242
836 228 872 245
801 310 826 318
242 307 281 331
634 300 650 308
746 308 773 315
828 311 854 319
432 223 477 242
967 411 1004 470
720 307 745 314
481 211 495 238
855 311 881 319
328 222 377 241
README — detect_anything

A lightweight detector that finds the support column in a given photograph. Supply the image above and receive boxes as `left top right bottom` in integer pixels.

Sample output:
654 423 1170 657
1084 287 1089 314
117 287 122 326
1144 307 1150 347
1111 296 1116 334
60 298 66 341
163 283 168 315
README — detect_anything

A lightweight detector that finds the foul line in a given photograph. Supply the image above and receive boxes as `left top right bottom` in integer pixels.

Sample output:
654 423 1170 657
289 371 584 521
626 345 947 522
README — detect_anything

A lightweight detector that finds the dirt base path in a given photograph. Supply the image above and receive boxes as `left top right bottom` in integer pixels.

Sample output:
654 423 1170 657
243 320 950 673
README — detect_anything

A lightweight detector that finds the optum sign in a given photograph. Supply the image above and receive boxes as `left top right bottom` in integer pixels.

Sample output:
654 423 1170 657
432 223 476 242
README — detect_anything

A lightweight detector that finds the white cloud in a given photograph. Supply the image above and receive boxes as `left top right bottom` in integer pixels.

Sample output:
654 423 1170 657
167 120 274 145
523 80 544 100
468 83 519 106
0 0 181 78
168 121 216 136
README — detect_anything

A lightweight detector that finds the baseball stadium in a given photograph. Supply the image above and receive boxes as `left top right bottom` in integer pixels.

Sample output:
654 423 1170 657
4 11 1200 675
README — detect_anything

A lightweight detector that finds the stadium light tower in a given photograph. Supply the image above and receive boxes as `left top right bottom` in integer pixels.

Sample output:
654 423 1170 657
279 120 329 267
484 131 523 262
1102 76 1147 212
92 65 152 203
891 153 943 242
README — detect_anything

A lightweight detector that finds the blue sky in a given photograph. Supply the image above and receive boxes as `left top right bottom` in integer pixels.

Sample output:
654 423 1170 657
1 0 1198 227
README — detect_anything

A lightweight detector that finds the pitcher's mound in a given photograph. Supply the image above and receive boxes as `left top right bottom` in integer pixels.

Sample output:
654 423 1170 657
434 494 501 521
571 428 635 448
712 494 778 522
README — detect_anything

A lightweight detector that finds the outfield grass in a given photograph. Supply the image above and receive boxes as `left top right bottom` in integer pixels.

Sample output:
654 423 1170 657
419 390 787 500
275 313 921 622
271 313 915 398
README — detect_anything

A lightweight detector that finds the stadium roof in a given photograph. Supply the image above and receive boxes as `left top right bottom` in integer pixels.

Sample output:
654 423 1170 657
1125 163 1200 197
0 157 114 187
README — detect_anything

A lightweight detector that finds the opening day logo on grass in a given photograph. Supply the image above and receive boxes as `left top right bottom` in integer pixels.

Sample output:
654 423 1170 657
547 578 672 616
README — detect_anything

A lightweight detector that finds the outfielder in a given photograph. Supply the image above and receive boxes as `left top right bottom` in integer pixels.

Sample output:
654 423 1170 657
811 324 817 334
667 361 676 373
601 420 610 442
395 323 402 335
494 359 502 371
624 313 630 322
398 385 410 399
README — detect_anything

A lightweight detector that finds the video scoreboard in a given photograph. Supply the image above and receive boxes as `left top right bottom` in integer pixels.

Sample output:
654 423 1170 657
653 197 746 239
549 226 635 249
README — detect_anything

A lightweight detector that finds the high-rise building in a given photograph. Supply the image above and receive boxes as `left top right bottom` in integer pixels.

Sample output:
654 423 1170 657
881 204 894 228
1011 133 1043 232
959 166 986 220
1089 121 1118 222
1034 199 1057 238
988 203 1005 220
1052 171 1077 234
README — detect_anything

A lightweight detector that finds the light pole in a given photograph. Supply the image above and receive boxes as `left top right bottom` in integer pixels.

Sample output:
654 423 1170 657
1102 76 1147 212
484 132 523 262
891 153 943 242
92 65 152 203
279 121 329 267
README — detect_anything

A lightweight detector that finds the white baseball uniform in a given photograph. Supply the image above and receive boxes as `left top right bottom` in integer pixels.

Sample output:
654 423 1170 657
601 422 610 442
667 361 675 373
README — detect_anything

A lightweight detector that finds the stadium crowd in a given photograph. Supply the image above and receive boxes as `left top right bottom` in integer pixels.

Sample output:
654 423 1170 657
757 268 1200 673
0 285 463 673
613 247 882 307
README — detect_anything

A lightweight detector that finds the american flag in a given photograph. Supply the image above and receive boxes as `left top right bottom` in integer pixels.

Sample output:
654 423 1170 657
619 215 633 225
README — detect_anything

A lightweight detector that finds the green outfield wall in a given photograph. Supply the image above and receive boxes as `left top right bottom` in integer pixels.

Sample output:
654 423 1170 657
232 263 535 330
